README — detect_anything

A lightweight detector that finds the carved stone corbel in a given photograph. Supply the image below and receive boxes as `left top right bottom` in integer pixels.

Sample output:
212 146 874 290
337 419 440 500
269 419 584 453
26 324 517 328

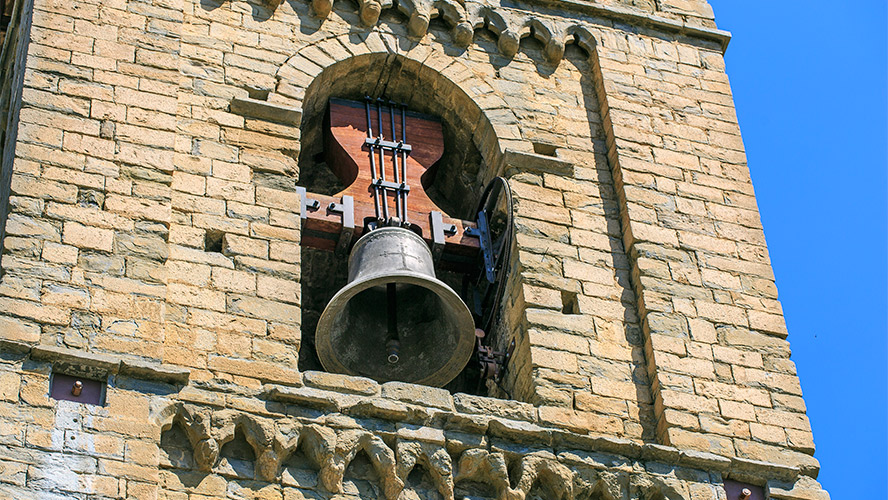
397 441 455 499
178 404 219 472
511 453 576 500
454 449 512 500
320 429 403 499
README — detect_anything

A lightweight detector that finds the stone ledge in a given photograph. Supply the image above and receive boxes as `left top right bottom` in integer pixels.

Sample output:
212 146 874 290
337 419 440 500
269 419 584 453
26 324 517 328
731 456 800 483
679 449 732 473
264 384 358 411
768 476 831 500
0 338 33 354
531 0 732 51
500 148 575 177
31 345 121 378
453 392 535 421
381 381 454 411
303 370 379 396
22 345 191 384
230 97 302 125
555 432 643 460
119 359 190 385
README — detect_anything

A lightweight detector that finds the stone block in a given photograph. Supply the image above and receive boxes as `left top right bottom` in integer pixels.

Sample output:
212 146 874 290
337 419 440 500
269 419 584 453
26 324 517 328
223 234 268 259
0 316 41 343
230 96 302 125
208 357 302 386
303 371 378 396
381 381 453 411
118 359 190 384
63 222 113 252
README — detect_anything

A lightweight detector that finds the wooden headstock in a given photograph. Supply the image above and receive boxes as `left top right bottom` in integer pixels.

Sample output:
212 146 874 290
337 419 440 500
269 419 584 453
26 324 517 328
298 98 479 268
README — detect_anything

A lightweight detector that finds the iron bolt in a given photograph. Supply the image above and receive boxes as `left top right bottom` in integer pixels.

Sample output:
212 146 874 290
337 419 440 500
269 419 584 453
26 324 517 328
71 381 83 397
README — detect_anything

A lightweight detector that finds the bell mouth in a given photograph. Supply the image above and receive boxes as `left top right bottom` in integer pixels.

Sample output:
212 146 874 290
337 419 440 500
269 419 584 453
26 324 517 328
315 271 475 387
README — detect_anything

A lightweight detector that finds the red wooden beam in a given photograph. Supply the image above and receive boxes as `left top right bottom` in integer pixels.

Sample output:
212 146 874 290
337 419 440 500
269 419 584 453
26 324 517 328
299 98 480 271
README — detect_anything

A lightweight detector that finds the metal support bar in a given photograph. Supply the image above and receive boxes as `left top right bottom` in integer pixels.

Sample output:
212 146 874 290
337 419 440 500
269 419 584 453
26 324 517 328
363 137 413 153
296 186 320 221
373 179 410 192
364 98 414 226
389 105 402 222
429 211 459 263
430 211 445 262
376 103 389 221
364 101 382 222
465 210 496 283
399 105 408 222
327 195 355 255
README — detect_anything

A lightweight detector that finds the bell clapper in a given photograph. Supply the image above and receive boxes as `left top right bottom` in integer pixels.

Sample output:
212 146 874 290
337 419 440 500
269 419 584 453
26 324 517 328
386 282 400 364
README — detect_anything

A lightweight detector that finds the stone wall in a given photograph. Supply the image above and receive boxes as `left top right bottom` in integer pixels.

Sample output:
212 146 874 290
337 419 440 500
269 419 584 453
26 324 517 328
0 0 830 497
0 345 825 499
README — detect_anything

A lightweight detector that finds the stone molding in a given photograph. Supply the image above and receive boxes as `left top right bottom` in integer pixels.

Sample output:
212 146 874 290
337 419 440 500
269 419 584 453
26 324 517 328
5 340 191 384
146 379 820 500
287 0 729 70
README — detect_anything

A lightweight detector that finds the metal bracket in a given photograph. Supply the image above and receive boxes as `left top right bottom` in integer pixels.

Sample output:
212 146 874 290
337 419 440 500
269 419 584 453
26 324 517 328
477 338 515 382
430 211 445 262
364 137 413 153
465 210 496 283
429 211 457 263
373 178 411 193
296 186 320 221
327 195 355 255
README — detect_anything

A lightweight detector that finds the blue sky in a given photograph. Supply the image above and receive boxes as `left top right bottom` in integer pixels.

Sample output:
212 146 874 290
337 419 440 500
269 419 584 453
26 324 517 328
708 1 888 496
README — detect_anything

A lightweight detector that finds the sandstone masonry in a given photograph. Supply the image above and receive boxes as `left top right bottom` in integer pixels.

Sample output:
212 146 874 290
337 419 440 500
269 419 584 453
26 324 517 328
0 0 828 498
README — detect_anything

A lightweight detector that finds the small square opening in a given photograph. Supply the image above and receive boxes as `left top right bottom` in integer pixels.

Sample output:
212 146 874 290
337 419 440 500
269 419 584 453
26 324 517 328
561 291 580 315
205 230 224 253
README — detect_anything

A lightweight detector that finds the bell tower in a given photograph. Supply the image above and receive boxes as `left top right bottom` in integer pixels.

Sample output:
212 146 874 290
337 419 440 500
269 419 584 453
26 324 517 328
0 0 829 497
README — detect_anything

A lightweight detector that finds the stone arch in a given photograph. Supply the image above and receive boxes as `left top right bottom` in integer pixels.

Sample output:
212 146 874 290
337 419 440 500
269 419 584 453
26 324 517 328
511 454 576 500
153 402 219 472
454 449 511 498
564 25 600 58
573 469 628 500
275 35 523 200
514 18 565 64
212 410 277 480
319 429 403 499
396 441 454 499
630 475 689 500
278 37 526 377
297 0 593 64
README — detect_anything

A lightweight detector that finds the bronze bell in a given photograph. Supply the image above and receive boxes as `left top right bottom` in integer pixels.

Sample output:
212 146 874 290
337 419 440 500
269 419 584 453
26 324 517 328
316 226 475 386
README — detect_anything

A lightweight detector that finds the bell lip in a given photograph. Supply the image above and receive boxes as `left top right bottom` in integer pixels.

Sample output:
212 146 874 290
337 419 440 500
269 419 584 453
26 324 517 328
315 270 476 387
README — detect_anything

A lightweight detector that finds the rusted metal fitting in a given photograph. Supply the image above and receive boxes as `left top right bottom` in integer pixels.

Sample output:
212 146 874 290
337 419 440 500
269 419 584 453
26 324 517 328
71 380 83 397
739 488 752 500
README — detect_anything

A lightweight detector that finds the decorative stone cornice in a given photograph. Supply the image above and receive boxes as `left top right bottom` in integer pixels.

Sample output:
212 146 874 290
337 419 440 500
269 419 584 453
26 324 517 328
7 340 191 384
298 0 731 69
145 377 812 500
150 401 723 499
537 0 731 51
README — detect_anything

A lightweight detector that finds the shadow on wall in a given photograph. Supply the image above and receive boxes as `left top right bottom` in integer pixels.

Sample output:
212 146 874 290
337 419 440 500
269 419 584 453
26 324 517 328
575 45 658 443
